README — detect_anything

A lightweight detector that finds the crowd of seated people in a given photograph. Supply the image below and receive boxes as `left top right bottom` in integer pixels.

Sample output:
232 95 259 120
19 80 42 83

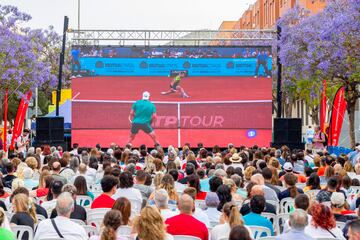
0 142 359 240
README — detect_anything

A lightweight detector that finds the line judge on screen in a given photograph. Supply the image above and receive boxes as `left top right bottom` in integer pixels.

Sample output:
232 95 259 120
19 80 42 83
128 91 159 146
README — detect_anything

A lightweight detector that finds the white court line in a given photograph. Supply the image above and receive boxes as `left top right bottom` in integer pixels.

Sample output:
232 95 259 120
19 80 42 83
72 92 81 100
72 99 272 104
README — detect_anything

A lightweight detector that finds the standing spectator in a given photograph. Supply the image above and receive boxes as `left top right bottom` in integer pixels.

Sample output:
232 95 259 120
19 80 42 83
276 209 314 240
313 126 326 150
165 194 208 240
34 192 87 240
306 126 315 144
305 203 345 239
91 175 118 209
243 195 274 237
89 210 127 240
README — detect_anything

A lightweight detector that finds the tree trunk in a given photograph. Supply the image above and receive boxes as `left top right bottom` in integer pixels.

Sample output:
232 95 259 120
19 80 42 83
310 106 319 125
347 99 356 148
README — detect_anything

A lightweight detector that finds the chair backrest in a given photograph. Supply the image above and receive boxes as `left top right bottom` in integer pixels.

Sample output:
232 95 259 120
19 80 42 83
257 237 276 240
195 200 206 210
83 225 99 237
76 195 93 207
261 212 276 227
11 225 34 240
210 221 219 227
248 225 271 239
36 214 46 221
218 237 229 240
336 221 346 230
274 213 290 235
305 190 320 202
266 200 280 214
127 198 142 214
87 208 109 230
280 197 295 214
173 235 202 240
4 187 12 194
40 238 64 240
315 238 343 240
5 211 14 220
117 225 132 236
350 186 360 195
71 219 86 225
90 184 102 191
295 183 306 189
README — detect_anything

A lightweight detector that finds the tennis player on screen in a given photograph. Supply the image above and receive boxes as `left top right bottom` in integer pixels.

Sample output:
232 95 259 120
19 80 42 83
128 91 159 145
161 71 189 98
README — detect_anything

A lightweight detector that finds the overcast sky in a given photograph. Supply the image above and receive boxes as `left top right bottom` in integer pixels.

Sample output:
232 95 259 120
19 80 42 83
3 0 256 33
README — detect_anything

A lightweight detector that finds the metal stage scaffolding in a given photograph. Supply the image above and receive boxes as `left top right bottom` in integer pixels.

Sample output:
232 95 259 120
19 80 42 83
69 29 276 46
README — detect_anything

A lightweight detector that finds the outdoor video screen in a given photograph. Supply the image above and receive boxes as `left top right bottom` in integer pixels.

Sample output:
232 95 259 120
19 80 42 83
71 46 273 147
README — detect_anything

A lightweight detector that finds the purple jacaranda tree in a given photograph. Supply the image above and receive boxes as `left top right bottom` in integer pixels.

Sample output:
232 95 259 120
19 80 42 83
278 0 360 147
0 5 64 120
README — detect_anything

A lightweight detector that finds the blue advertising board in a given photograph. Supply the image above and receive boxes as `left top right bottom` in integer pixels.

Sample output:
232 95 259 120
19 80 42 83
76 57 272 77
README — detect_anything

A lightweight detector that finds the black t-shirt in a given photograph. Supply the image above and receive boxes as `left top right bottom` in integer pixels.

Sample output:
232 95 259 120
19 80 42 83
11 212 34 240
35 203 48 218
240 202 276 216
179 177 189 184
50 203 86 221
2 174 17 188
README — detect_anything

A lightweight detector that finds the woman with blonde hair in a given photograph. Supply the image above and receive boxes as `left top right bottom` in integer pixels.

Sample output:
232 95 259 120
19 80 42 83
150 174 178 203
223 178 244 202
153 172 164 189
243 166 255 182
10 193 37 240
210 202 251 240
133 206 173 240
269 167 281 186
89 209 126 240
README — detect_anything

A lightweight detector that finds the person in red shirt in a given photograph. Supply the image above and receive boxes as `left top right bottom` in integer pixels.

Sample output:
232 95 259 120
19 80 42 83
187 174 207 200
165 194 208 240
91 175 118 209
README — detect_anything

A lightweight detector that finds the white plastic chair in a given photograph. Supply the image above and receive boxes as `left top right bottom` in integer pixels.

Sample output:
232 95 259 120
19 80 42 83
218 237 229 240
117 225 132 236
258 237 276 240
305 189 320 202
127 198 142 214
248 226 271 239
210 221 219 227
336 221 346 230
36 214 46 221
295 183 306 190
83 225 99 237
87 208 109 230
350 186 360 195
274 213 290 234
173 235 202 240
266 200 280 214
195 200 206 209
5 211 14 220
90 184 102 191
261 212 276 230
76 195 93 207
274 186 286 192
279 197 294 213
11 225 34 240
40 238 64 240
4 187 12 194
71 219 86 225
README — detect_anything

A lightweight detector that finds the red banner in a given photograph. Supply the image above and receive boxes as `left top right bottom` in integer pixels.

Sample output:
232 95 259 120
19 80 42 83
320 80 327 132
328 87 346 146
10 91 32 150
3 88 8 152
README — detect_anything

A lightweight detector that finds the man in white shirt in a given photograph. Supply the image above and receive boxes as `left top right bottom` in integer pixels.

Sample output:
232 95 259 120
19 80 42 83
16 129 30 155
154 189 178 220
69 143 79 156
34 192 87 240
112 171 142 213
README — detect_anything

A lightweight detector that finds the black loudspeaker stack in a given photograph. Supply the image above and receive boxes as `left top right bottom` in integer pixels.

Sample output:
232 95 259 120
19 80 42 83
271 118 304 150
35 117 65 148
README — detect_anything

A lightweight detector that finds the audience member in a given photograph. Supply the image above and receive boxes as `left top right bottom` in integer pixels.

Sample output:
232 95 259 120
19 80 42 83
91 175 118 209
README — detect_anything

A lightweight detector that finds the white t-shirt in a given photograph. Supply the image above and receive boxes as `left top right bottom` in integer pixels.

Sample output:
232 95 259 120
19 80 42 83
41 199 57 215
211 223 252 240
204 207 221 224
193 208 210 227
112 187 142 212
160 208 178 220
34 216 87 240
304 224 345 239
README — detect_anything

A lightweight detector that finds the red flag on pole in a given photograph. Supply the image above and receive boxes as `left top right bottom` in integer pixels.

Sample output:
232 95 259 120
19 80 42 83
328 87 347 146
320 80 327 133
3 88 8 152
10 91 32 150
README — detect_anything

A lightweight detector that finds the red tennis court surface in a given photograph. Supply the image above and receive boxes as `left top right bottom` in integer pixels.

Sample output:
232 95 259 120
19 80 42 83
72 76 271 101
72 76 272 147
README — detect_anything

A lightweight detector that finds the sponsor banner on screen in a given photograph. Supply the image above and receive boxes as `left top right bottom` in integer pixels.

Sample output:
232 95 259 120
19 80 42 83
71 46 272 77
